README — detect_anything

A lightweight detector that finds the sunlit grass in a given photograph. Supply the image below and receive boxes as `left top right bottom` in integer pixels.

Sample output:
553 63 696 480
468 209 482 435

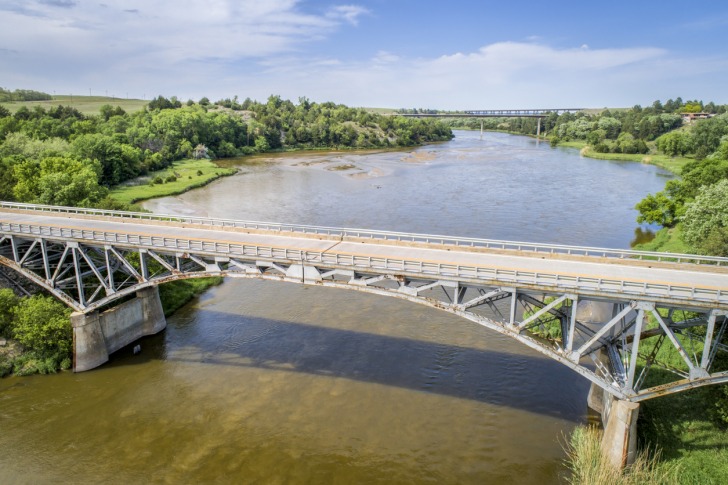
109 158 237 204
0 95 148 115
564 425 679 485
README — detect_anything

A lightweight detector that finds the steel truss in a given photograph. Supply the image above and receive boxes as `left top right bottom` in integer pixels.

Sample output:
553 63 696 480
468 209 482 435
0 232 726 402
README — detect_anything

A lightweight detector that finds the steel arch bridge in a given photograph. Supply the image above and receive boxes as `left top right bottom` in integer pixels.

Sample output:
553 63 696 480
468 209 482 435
1 202 727 404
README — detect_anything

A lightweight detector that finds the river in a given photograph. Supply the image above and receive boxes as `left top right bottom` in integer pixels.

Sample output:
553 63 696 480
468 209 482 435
0 131 672 484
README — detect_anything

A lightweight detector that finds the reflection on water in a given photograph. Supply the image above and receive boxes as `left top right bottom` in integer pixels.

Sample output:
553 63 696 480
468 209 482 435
630 227 657 247
0 132 672 484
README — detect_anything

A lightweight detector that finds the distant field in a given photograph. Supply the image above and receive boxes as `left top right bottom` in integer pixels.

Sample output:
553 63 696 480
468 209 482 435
363 107 397 114
0 95 148 115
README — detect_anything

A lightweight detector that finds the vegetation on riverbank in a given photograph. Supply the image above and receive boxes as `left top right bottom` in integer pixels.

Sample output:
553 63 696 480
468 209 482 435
0 290 72 377
109 158 237 204
565 320 728 484
564 425 679 484
0 276 224 378
442 99 726 176
0 91 452 210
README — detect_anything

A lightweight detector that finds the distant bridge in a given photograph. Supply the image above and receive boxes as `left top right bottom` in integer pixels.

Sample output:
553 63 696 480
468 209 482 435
397 108 584 118
396 109 586 137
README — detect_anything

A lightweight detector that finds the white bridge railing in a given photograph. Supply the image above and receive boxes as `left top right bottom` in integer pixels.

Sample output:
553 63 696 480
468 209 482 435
2 220 726 307
2 201 727 267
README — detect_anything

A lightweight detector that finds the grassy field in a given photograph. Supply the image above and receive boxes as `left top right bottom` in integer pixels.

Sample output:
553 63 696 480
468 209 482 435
554 140 691 174
0 95 148 115
632 226 692 254
109 158 237 204
638 387 728 484
633 310 728 484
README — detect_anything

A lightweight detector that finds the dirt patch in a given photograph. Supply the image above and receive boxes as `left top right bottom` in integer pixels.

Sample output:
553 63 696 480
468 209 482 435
327 163 357 171
348 167 385 179
401 151 437 163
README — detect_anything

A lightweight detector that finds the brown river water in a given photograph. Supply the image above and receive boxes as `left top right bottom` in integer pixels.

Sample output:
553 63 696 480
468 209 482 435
0 131 672 483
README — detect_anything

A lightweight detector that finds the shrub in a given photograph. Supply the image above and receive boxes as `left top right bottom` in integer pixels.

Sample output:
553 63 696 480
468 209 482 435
11 351 66 376
0 288 19 337
564 425 679 484
682 179 728 254
0 355 12 377
12 295 72 355
164 174 177 183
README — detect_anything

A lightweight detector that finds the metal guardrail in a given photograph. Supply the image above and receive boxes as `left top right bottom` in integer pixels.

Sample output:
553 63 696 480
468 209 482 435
2 221 726 307
2 201 727 267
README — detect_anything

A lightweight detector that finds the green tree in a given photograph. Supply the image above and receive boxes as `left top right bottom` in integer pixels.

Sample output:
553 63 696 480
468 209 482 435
682 179 728 255
656 131 694 156
12 295 72 355
72 133 141 185
0 288 20 337
14 156 107 206
635 192 679 227
254 135 270 152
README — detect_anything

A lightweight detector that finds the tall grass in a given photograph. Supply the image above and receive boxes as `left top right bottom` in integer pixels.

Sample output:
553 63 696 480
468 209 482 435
564 425 679 485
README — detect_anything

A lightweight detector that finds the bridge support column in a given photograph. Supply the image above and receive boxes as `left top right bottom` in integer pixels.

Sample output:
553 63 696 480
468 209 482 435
71 311 109 372
137 286 166 335
71 286 166 372
601 398 640 468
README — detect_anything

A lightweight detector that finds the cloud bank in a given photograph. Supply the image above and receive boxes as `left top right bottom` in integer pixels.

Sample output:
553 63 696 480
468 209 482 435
1 0 726 108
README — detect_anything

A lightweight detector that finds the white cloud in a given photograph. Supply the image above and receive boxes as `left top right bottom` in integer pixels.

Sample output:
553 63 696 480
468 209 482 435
0 0 361 77
326 5 369 26
2 1 727 110
226 42 727 109
372 51 400 64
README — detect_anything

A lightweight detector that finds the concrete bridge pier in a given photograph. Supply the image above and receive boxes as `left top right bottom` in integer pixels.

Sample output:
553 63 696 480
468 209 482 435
587 381 640 468
602 397 640 468
71 286 166 372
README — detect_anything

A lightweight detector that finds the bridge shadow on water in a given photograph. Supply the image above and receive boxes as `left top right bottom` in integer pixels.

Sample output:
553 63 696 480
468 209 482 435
110 309 591 422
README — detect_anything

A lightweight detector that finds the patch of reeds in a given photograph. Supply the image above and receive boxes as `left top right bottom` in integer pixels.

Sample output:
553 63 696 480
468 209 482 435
564 425 679 485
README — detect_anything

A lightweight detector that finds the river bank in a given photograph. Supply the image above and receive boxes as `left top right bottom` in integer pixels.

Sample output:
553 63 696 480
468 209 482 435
109 158 238 205
453 127 691 175
562 141 692 175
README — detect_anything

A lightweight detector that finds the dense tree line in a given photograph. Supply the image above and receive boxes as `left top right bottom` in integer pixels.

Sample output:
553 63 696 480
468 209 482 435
0 88 53 102
0 94 452 209
447 98 726 156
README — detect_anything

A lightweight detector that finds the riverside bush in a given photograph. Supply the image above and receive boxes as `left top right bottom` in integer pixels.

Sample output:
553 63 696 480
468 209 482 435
12 295 72 355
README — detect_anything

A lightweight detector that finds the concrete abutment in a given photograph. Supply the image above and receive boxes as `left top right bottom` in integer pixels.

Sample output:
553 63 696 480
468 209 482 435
71 286 166 372
587 381 640 469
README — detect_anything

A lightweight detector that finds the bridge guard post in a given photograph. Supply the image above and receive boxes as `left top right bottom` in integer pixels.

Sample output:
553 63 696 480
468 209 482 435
71 311 109 372
601 398 640 468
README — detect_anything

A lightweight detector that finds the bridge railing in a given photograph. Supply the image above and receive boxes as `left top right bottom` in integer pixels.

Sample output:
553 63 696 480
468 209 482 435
2 201 727 267
2 221 726 307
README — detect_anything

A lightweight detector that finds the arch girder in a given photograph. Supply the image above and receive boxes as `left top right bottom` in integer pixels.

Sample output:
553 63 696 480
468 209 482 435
0 233 726 402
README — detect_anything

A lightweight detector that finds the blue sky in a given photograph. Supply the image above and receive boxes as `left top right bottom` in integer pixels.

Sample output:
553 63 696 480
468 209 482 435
1 0 727 109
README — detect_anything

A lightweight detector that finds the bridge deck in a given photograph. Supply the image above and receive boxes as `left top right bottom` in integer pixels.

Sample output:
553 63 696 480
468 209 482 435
2 209 727 309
